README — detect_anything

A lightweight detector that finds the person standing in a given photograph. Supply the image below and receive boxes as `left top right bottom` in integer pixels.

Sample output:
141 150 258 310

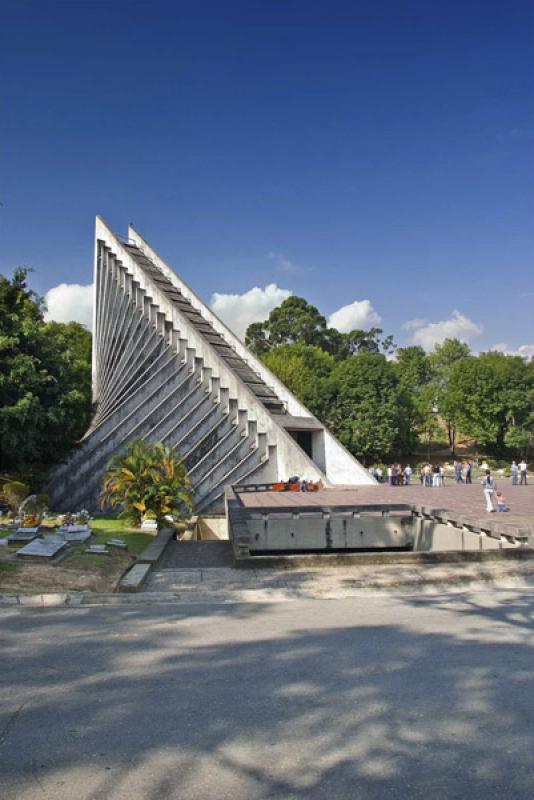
404 464 412 485
482 470 496 512
387 465 393 486
454 460 463 483
519 459 528 485
465 460 473 484
511 461 519 486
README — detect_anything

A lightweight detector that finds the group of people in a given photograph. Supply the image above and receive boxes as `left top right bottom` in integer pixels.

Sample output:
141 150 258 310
368 464 414 485
510 460 529 485
454 459 528 486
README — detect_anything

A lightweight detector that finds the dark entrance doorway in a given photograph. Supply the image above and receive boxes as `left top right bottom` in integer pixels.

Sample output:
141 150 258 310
289 429 313 459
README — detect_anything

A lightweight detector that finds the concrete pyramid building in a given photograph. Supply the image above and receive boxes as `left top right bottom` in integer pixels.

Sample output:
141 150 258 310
50 217 374 512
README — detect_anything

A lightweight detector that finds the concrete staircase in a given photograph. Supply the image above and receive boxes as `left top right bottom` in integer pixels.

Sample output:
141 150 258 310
49 218 373 513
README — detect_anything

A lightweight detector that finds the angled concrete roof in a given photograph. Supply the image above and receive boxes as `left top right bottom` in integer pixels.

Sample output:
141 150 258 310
50 217 374 512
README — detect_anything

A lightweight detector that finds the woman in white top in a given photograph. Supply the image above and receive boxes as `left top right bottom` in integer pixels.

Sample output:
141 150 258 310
481 470 496 512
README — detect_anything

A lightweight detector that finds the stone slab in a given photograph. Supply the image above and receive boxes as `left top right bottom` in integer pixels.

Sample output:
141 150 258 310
64 530 92 543
16 537 67 559
106 538 127 549
59 524 90 534
86 544 110 554
8 530 39 543
137 528 174 565
119 563 152 592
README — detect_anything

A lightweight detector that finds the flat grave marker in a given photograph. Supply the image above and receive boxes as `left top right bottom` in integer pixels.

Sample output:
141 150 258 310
86 544 110 555
8 528 40 544
16 535 67 560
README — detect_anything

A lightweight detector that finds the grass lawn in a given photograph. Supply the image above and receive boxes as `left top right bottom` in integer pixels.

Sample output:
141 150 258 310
0 515 156 593
89 515 155 555
61 514 155 572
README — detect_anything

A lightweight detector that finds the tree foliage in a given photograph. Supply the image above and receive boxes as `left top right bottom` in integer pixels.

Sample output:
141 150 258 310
262 344 336 400
246 296 396 360
0 269 92 475
100 440 194 526
255 290 534 461
2 481 30 512
305 354 406 464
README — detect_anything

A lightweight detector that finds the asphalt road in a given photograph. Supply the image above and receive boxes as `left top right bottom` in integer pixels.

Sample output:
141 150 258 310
1 591 534 799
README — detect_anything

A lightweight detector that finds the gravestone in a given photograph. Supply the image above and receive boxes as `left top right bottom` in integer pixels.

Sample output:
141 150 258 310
86 544 109 554
59 524 90 534
8 528 40 544
16 535 67 559
106 538 127 549
63 530 92 543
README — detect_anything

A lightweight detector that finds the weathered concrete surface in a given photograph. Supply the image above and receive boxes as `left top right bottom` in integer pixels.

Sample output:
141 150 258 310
50 218 373 514
118 563 151 593
147 559 534 597
1 591 534 799
137 528 175 565
239 482 534 530
159 539 235 569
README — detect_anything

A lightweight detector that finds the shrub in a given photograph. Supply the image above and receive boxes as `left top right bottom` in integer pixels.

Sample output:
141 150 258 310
2 481 30 513
100 440 194 527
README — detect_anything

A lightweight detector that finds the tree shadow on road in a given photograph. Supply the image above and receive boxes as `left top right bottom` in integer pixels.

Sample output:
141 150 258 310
1 594 534 800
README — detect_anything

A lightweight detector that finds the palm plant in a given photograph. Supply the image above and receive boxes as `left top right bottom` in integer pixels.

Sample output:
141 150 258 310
100 440 194 527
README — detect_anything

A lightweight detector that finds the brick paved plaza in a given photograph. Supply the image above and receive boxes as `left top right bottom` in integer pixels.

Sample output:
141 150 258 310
239 481 534 531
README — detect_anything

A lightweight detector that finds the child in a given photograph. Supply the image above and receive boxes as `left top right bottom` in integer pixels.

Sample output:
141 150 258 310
495 492 510 512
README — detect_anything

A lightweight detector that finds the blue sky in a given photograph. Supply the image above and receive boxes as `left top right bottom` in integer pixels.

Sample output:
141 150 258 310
2 0 533 352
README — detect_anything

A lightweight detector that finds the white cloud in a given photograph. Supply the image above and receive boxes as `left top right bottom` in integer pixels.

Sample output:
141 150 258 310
210 283 292 339
44 283 93 329
405 310 482 351
491 343 534 361
402 317 428 331
328 299 381 333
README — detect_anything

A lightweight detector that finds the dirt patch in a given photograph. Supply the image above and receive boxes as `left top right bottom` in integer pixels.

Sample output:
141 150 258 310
0 548 136 594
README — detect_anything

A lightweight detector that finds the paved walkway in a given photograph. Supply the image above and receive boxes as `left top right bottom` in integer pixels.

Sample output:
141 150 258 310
238 482 534 529
146 558 534 601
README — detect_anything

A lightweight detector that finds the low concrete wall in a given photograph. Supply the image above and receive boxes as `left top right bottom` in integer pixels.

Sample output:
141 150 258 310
246 511 413 552
226 487 533 560
414 520 519 552
196 515 228 540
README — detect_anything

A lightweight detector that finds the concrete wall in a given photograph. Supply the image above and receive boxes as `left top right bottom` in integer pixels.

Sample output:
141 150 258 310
246 512 413 552
414 520 519 552
226 489 529 558
197 516 229 541
127 223 375 486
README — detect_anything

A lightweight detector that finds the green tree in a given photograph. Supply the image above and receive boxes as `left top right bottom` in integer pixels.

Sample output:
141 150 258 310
341 328 396 357
393 346 435 446
305 354 404 464
100 440 194 527
429 338 471 454
0 269 92 474
246 296 331 355
246 296 396 360
262 343 336 401
445 352 532 456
